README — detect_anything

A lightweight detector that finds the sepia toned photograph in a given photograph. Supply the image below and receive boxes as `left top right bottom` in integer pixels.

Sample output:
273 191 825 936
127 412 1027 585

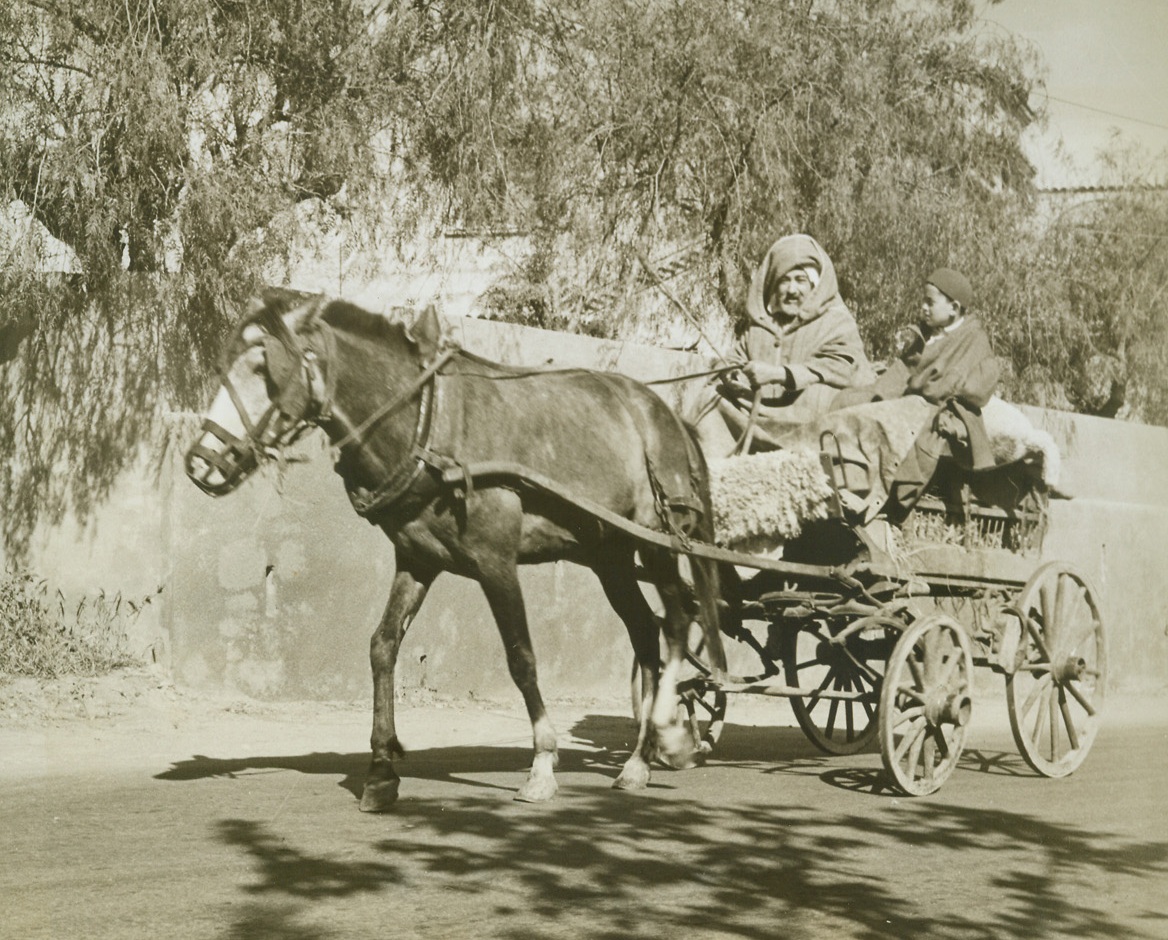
3 2 1166 937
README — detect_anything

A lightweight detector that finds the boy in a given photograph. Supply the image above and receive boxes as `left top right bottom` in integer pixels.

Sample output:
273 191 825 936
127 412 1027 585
879 268 1000 520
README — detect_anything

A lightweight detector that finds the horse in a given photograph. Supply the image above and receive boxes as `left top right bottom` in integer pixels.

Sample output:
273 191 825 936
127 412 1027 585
185 289 726 811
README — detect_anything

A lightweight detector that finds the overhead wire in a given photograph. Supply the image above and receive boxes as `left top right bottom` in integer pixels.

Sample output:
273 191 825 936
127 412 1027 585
1039 93 1168 134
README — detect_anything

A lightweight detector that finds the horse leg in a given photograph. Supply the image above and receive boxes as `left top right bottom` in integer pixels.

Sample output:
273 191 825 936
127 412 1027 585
360 563 434 813
594 548 661 791
477 564 560 803
642 547 701 770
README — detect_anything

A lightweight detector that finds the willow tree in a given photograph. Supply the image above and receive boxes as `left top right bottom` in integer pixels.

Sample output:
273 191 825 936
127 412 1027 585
0 0 422 554
0 0 1117 556
400 0 1041 358
1006 176 1168 424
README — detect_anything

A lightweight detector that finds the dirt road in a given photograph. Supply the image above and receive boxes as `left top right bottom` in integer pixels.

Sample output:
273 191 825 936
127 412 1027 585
3 669 1167 939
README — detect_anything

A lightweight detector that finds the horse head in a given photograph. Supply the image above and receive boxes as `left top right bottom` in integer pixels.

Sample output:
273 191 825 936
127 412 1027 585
185 289 331 496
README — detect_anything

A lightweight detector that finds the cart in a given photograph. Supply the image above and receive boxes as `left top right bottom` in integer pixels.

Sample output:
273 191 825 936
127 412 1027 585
631 448 1106 797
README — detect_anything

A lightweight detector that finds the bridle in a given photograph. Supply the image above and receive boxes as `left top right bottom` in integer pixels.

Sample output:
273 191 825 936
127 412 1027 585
185 307 332 496
185 306 455 506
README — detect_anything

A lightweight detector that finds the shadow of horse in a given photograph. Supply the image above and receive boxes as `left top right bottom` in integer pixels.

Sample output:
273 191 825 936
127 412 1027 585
154 714 1038 806
155 743 636 801
154 713 830 804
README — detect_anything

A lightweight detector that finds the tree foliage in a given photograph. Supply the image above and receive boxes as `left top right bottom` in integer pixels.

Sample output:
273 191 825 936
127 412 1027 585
0 0 1162 557
396 0 1040 352
0 0 413 553
1003 166 1168 423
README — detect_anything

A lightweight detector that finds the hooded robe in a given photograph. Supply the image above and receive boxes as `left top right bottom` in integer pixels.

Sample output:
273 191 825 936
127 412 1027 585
701 235 874 455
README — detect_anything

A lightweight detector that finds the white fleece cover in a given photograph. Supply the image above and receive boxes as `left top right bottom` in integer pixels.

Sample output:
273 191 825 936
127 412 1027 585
707 400 1060 547
708 450 833 546
982 396 1061 487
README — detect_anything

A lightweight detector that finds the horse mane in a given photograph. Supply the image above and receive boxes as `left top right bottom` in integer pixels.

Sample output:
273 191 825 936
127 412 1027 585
228 291 410 354
319 299 409 344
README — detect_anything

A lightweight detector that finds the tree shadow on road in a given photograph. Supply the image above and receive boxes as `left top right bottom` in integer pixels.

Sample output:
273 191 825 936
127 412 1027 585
154 712 1168 939
208 787 1168 940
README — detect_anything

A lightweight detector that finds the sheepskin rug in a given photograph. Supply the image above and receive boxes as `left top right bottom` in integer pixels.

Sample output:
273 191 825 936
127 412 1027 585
982 396 1061 487
708 449 833 546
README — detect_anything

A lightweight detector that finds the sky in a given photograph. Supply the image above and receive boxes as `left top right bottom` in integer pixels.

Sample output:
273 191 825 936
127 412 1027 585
978 0 1168 188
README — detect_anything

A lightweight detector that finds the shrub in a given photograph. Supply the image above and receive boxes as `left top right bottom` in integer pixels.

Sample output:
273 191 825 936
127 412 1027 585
0 571 149 679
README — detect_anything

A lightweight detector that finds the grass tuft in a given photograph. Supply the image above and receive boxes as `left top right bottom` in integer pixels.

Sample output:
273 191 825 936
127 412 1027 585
0 570 152 680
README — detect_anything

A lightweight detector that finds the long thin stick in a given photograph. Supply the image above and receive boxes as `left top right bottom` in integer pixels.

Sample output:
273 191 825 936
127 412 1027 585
635 248 736 368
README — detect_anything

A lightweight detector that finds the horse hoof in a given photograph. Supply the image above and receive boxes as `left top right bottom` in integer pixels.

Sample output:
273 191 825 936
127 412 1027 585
359 778 401 812
514 775 558 803
656 725 699 770
613 762 650 791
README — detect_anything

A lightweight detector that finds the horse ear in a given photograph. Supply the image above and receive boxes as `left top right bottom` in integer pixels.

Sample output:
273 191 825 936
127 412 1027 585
287 295 326 333
407 303 444 358
251 288 321 325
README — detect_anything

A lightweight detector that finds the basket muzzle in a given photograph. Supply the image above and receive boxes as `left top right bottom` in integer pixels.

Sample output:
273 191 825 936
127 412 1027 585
185 417 265 496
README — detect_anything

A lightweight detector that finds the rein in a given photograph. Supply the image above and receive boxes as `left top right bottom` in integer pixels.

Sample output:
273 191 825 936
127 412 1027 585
644 364 738 386
330 346 457 452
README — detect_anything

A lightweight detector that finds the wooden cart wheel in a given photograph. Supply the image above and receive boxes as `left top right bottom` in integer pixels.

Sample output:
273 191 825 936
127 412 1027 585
781 615 903 755
879 614 973 796
1005 562 1106 777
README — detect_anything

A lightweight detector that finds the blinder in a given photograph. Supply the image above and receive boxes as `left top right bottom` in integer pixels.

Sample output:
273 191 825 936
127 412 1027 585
186 311 331 496
262 334 314 419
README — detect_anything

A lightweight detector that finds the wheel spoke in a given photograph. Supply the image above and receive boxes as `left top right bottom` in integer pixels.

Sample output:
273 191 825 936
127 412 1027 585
1019 672 1050 721
930 723 951 760
1048 682 1060 762
1064 618 1100 657
825 695 841 740
1024 616 1053 664
813 669 837 695
897 714 925 761
1030 680 1051 746
897 683 929 706
905 722 927 773
841 647 883 684
907 651 927 692
922 629 943 680
1064 678 1097 716
1052 575 1074 653
935 647 963 691
844 673 856 740
1059 688 1081 752
1039 581 1056 643
921 734 936 783
860 695 876 722
893 705 925 729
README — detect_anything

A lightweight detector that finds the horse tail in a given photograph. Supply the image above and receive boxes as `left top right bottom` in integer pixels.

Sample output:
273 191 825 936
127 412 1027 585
679 418 728 680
